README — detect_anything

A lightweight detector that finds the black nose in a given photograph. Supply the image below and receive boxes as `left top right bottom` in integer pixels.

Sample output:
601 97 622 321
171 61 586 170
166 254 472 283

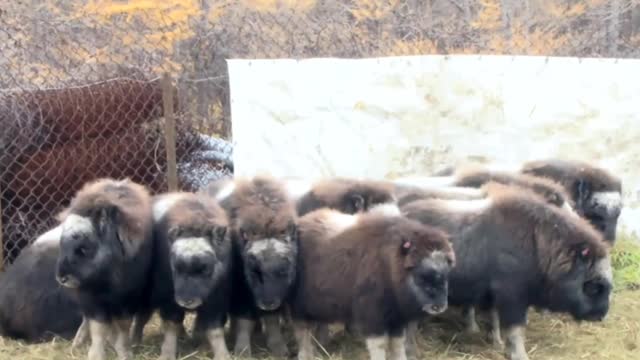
59 275 68 284
183 299 194 305
431 305 441 312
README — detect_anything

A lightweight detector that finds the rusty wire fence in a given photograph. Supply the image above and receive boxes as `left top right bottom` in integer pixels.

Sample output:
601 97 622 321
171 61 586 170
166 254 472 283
1 0 639 267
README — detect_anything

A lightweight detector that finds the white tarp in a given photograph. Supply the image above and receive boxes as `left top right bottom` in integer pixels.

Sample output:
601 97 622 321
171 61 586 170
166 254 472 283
226 55 640 236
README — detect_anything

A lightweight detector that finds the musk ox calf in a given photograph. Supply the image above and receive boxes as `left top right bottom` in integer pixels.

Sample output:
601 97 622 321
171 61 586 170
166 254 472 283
424 159 623 243
401 182 613 360
54 178 154 360
521 159 623 243
143 191 233 360
393 165 576 213
292 177 397 216
0 228 82 343
209 175 299 357
289 205 455 360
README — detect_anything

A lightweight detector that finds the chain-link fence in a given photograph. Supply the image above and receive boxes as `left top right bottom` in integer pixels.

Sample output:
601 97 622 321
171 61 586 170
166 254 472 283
1 0 639 268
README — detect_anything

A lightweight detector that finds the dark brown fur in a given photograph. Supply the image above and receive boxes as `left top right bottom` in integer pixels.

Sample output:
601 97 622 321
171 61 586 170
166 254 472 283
289 209 454 337
521 159 622 194
223 175 297 237
402 181 611 316
214 175 299 356
56 178 153 257
453 167 574 209
401 182 613 360
393 184 485 208
521 159 623 243
296 177 396 216
161 192 229 238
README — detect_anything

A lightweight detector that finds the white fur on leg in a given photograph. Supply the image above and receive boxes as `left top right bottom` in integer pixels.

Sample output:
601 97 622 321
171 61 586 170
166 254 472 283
72 316 90 350
158 320 179 360
113 319 134 360
293 320 314 360
463 306 481 334
490 308 504 349
130 312 151 347
232 318 254 356
207 327 231 360
88 320 109 360
389 334 408 360
405 321 418 360
505 325 529 360
263 314 288 356
366 336 388 360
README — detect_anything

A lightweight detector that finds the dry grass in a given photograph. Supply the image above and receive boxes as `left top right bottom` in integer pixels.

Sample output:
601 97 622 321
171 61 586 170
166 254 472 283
1 237 639 360
1 290 638 360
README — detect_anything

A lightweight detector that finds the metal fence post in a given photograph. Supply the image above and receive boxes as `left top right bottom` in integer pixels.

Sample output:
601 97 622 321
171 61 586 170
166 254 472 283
162 72 179 192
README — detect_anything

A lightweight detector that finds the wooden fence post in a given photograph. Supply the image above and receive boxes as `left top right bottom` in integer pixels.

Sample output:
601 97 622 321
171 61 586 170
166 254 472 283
162 72 179 192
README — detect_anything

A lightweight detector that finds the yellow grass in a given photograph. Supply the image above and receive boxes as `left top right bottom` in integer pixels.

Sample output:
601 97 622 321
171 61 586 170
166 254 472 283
1 237 639 360
0 288 638 360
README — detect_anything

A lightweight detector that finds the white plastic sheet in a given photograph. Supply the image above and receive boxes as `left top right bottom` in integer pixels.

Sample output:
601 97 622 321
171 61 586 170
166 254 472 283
227 55 640 236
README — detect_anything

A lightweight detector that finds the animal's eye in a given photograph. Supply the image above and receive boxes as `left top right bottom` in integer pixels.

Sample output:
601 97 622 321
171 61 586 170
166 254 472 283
75 246 87 257
251 267 263 282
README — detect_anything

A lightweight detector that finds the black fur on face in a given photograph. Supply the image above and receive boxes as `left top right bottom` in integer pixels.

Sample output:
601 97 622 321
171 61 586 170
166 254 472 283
56 207 123 290
169 226 228 310
544 245 613 321
573 179 622 243
406 250 453 315
240 222 298 311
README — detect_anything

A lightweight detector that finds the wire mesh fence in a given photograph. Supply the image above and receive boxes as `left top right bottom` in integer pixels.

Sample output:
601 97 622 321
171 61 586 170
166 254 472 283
1 0 639 267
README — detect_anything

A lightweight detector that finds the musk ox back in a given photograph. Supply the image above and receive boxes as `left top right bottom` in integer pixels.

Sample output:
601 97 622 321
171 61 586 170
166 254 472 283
393 184 485 208
0 235 82 343
212 175 298 356
401 182 613 360
54 177 154 360
394 166 575 213
294 177 396 216
290 207 455 360
146 191 232 360
521 159 623 243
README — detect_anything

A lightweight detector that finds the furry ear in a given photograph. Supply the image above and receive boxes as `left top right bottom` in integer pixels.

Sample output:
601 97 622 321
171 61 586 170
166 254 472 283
574 179 592 209
446 250 456 267
351 194 366 212
210 226 227 245
168 226 182 240
286 221 298 242
92 205 128 257
94 205 119 235
237 228 248 243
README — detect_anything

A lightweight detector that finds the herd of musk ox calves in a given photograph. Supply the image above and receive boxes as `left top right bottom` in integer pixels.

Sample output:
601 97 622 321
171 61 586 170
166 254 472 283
0 158 624 360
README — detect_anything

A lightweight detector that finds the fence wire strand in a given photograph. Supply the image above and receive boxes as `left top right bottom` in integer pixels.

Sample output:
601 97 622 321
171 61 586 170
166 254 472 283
1 0 639 266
